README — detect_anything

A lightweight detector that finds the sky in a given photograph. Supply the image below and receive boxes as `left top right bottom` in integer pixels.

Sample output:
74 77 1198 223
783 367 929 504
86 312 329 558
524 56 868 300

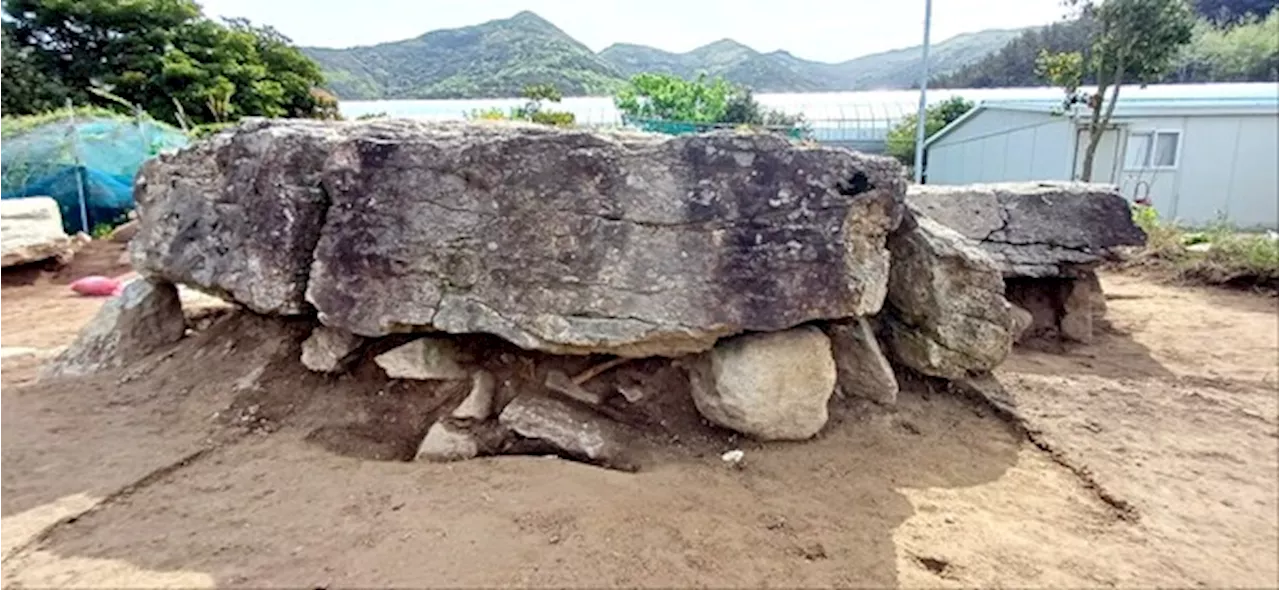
195 0 1067 63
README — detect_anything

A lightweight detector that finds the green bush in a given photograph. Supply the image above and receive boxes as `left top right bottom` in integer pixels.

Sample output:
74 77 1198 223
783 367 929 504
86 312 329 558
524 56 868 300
1127 204 1278 289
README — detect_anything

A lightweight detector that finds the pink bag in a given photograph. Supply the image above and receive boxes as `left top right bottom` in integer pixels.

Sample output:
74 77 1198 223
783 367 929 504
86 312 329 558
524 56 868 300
70 276 122 297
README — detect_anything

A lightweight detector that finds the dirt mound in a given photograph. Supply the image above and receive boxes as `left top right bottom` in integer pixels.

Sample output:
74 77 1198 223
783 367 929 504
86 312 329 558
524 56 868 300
30 307 749 471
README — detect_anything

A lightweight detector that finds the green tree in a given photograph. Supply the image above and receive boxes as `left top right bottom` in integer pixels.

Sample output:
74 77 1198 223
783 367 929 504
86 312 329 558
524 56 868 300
0 27 66 114
614 73 735 124
1039 0 1195 181
885 96 974 170
614 72 806 134
1 0 329 125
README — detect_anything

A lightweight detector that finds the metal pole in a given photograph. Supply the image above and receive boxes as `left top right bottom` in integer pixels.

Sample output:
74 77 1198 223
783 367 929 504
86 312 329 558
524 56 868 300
913 0 933 184
66 98 90 234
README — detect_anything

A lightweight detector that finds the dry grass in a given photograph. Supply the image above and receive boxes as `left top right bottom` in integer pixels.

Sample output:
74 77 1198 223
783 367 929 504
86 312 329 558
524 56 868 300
1122 205 1278 291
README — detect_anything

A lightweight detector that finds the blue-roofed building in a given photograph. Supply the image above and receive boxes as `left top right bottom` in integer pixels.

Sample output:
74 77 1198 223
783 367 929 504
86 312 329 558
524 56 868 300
922 82 1280 229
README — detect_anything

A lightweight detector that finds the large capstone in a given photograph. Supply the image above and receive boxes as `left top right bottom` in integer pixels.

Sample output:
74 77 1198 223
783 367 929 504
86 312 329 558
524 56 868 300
883 208 1014 380
906 182 1146 278
134 119 906 357
130 120 341 315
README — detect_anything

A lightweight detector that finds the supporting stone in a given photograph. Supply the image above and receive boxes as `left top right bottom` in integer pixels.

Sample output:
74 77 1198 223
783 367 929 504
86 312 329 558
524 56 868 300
498 393 637 471
883 209 1013 380
42 279 186 378
823 318 898 405
687 326 837 440
300 326 365 373
374 337 471 380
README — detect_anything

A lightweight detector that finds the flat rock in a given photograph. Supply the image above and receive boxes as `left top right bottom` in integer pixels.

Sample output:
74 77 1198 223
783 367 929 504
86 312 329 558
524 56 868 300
498 393 637 471
451 370 496 420
906 182 1146 277
883 208 1013 380
823 317 898 405
300 326 365 373
374 337 470 380
687 326 837 440
415 422 480 462
309 122 905 355
42 279 186 378
1 197 75 267
130 120 342 314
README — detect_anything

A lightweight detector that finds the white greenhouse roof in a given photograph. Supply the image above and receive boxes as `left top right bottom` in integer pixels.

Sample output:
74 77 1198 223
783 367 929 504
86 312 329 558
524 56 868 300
925 82 1279 147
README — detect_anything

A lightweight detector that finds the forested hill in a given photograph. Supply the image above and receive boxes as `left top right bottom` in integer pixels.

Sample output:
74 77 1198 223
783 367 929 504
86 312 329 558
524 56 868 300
300 12 625 100
302 12 1023 99
599 29 1024 93
934 0 1279 87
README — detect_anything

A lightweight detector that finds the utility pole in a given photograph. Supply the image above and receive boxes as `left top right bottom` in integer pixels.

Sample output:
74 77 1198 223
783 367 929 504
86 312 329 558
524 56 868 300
913 0 933 184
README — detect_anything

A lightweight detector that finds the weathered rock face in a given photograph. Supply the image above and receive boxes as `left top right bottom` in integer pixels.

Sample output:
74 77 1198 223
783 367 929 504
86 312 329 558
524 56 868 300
883 209 1013 380
130 120 341 315
311 122 905 356
134 119 905 357
823 317 898 405
1 197 75 267
687 326 837 440
300 326 365 373
43 279 186 378
906 182 1146 277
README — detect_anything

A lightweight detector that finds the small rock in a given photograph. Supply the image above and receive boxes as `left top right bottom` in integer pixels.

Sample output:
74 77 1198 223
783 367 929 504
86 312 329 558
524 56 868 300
452 370 496 420
799 542 828 561
498 394 636 471
301 326 365 373
415 422 480 462
615 380 647 403
375 337 470 380
1060 276 1097 343
42 279 185 379
823 317 899 405
687 326 837 441
1009 304 1034 343
721 449 745 469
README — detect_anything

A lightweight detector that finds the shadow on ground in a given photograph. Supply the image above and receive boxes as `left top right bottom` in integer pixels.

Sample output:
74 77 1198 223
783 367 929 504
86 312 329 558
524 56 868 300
1 312 1024 588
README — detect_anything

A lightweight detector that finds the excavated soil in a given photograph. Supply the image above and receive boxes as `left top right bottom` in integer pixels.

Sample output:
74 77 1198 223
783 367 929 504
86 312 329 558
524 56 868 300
1 247 1276 588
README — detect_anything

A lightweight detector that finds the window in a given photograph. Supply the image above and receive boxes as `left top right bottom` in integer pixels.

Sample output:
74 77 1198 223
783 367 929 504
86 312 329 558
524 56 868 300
1124 130 1180 169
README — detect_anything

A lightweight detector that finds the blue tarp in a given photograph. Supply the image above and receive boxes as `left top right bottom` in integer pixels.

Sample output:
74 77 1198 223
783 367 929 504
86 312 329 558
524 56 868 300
1 115 188 233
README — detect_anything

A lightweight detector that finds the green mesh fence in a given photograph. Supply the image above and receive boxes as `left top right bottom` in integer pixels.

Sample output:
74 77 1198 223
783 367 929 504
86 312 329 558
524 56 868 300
1 108 189 233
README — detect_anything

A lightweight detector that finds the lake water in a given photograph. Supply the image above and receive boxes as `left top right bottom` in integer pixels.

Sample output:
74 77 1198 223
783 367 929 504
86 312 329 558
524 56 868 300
337 83 1277 143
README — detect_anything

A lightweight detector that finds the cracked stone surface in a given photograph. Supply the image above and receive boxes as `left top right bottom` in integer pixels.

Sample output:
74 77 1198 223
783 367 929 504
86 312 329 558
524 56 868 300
131 120 343 315
135 119 905 357
906 182 1146 278
307 120 905 356
883 207 1014 380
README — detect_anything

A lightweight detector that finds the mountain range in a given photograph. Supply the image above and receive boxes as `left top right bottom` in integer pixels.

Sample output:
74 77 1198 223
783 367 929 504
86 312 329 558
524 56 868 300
301 11 1026 100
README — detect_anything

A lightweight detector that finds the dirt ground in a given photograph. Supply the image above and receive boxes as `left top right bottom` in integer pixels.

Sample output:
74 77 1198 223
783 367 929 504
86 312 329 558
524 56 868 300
1 241 1276 588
